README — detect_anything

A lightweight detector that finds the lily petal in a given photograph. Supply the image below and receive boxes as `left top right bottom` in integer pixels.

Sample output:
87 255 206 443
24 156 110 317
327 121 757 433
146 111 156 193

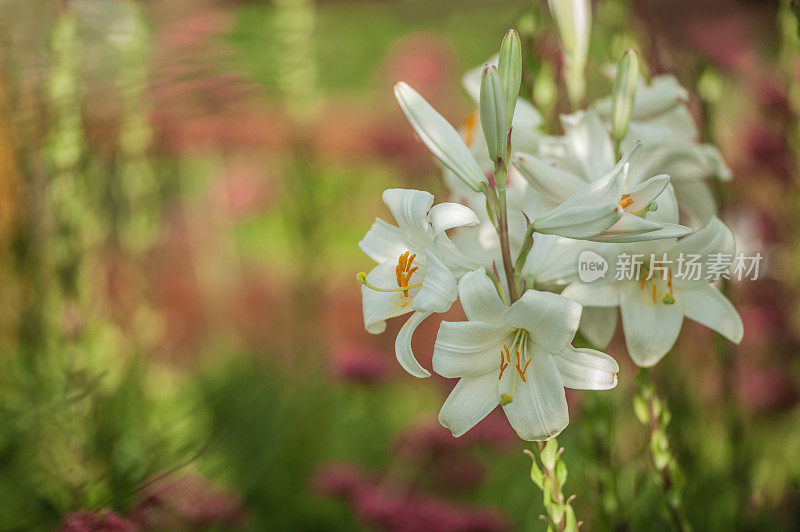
433 321 514 378
553 346 619 390
578 306 618 349
533 203 622 239
428 202 479 234
512 152 586 203
671 217 735 258
561 110 615 180
674 180 717 226
412 250 458 314
394 82 486 191
679 283 743 344
589 214 690 243
382 189 434 248
358 218 407 263
395 310 433 378
562 281 621 307
620 283 683 367
458 268 508 324
439 373 500 437
505 290 581 352
502 346 568 441
624 174 670 212
361 261 417 334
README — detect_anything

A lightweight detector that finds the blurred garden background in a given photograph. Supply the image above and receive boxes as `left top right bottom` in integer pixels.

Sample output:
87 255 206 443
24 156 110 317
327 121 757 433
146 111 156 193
0 0 799 530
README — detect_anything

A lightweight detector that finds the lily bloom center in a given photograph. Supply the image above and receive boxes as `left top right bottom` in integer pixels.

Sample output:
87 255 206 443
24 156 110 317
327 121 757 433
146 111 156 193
640 267 676 305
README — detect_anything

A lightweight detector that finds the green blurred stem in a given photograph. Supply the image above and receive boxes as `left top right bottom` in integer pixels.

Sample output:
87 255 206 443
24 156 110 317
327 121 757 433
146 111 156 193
634 369 691 532
524 439 580 531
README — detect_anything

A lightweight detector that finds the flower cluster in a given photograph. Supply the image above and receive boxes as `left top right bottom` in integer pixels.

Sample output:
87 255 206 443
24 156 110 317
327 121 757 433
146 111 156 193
357 28 742 442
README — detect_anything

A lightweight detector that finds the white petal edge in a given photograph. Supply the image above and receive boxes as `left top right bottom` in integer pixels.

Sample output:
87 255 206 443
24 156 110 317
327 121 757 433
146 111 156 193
428 202 479 234
552 346 619 390
412 250 458 314
501 346 568 441
679 283 743 344
458 268 508 324
505 290 582 352
358 218 407 263
395 310 433 378
438 373 500 437
432 321 513 378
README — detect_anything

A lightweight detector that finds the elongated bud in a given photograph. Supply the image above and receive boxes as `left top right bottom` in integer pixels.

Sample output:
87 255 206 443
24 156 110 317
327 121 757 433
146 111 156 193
611 49 639 145
479 65 509 164
497 29 522 128
548 0 591 107
394 82 486 192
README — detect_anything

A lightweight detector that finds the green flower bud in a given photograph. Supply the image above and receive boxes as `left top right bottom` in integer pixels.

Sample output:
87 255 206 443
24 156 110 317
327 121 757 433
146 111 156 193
611 49 639 145
479 65 509 164
498 29 522 128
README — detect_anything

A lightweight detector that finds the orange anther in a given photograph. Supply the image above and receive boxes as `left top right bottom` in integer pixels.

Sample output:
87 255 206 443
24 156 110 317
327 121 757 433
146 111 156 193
515 350 532 382
395 251 418 297
618 194 634 210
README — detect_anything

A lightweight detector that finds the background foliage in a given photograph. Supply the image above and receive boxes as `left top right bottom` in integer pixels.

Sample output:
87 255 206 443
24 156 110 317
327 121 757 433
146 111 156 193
0 0 798 530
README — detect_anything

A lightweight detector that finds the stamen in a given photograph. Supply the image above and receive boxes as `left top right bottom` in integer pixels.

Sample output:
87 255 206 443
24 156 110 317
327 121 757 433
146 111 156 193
618 194 633 209
515 349 532 382
356 271 422 293
652 284 657 304
498 345 511 380
395 252 419 297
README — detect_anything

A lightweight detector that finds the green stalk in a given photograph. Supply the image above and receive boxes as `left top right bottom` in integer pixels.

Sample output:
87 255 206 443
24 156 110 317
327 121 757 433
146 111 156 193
524 439 580 532
634 369 691 531
495 162 520 303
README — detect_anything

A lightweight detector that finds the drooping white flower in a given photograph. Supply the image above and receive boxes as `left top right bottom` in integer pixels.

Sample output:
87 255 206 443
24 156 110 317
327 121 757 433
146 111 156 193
432 268 619 441
515 140 691 242
594 74 732 224
358 189 479 377
561 217 744 367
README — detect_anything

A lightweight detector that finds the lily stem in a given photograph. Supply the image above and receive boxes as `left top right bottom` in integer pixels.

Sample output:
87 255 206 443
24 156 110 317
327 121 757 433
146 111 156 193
494 160 520 303
634 369 691 532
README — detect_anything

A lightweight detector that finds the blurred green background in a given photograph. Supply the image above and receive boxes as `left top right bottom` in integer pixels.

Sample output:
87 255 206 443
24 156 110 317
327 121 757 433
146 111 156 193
0 0 799 530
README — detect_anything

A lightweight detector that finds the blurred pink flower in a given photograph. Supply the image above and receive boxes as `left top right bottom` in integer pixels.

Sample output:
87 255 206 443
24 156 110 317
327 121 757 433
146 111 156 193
311 463 371 498
331 344 394 384
351 482 509 532
130 473 246 529
737 364 799 414
313 461 509 531
59 509 138 532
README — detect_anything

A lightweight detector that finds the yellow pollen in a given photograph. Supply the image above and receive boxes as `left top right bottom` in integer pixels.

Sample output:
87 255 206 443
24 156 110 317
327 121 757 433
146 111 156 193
618 194 634 210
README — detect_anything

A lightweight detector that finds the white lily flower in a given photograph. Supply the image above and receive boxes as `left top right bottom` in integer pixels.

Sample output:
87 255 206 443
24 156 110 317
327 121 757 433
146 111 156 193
516 140 691 242
358 189 479 378
594 74 732 224
562 217 744 367
433 268 619 441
